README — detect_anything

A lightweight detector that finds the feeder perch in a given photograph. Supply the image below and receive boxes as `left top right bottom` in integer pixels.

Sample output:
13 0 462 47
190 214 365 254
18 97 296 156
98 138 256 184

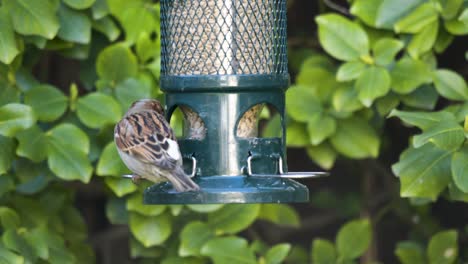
140 0 328 204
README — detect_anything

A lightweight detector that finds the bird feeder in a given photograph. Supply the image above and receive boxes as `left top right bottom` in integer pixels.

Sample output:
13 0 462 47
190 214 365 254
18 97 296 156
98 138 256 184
142 0 327 204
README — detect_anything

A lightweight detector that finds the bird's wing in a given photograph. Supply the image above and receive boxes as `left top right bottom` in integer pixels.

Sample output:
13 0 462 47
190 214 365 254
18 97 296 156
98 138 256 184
114 111 181 170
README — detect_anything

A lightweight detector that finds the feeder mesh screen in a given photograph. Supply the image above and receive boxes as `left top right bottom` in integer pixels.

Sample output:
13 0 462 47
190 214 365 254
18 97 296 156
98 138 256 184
161 0 288 75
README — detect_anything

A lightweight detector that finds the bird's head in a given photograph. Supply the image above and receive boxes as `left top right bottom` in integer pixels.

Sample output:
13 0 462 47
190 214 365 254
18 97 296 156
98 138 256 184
126 99 164 116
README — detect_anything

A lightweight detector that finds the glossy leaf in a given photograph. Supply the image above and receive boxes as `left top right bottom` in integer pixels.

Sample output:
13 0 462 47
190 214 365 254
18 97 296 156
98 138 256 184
115 78 152 111
92 17 120 42
316 14 369 61
388 110 456 130
258 204 300 227
3 0 60 39
201 237 256 264
106 197 129 225
16 126 48 162
46 123 90 154
400 85 439 110
265 244 291 264
433 69 468 101
306 143 337 170
413 120 464 150
2 229 37 262
208 204 260 234
330 117 380 158
286 86 322 122
0 103 36 137
332 85 363 113
307 113 336 145
57 4 91 44
372 38 404 65
76 92 121 128
24 85 68 122
392 143 453 199
408 20 439 59
336 61 366 82
391 57 432 94
451 145 468 193
179 221 215 257
186 204 224 213
394 3 438 33
126 193 166 216
286 122 310 147
350 0 383 27
97 142 130 176
427 230 458 264
375 0 425 29
0 8 20 64
96 44 138 84
356 66 391 106
336 219 371 259
104 177 137 197
395 241 426 264
0 207 20 229
0 244 24 264
312 239 337 264
129 212 171 247
439 0 463 20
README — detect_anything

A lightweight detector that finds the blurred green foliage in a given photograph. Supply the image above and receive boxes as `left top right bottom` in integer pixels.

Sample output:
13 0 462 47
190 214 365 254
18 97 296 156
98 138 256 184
0 0 467 263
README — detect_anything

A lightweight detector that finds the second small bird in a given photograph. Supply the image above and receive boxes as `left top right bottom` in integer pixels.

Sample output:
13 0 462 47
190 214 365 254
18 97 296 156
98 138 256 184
114 99 200 192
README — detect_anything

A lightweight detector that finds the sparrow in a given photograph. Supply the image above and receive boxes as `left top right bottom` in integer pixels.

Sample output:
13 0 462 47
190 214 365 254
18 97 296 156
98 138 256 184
114 99 200 192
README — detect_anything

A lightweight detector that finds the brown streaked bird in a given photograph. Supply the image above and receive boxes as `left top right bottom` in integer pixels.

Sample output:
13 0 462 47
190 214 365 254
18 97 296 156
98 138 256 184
114 99 200 192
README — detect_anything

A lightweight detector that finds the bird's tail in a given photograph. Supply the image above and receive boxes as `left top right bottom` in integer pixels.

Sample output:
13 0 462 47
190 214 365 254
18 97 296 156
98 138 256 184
166 166 200 192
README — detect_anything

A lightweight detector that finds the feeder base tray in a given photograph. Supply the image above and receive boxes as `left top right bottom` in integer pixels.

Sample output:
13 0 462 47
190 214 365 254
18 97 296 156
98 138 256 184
143 176 309 204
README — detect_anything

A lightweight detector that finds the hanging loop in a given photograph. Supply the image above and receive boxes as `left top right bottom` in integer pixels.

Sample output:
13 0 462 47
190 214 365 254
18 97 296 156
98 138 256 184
246 154 329 179
123 156 198 180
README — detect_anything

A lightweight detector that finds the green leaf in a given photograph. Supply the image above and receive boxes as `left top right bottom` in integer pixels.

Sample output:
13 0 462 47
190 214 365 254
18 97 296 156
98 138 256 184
97 142 130 176
336 219 371 260
336 61 366 82
375 0 425 29
330 117 380 158
126 193 166 216
439 0 463 20
96 44 138 84
129 212 171 247
296 68 337 102
286 86 322 122
395 241 426 264
47 124 92 182
433 69 468 101
391 57 432 94
0 136 15 174
286 122 309 147
63 0 95 9
413 120 464 150
47 123 89 154
115 78 152 111
24 227 50 260
104 177 137 197
106 197 129 225
265 244 291 264
2 229 37 262
92 17 120 42
136 32 158 62
16 126 48 162
24 85 68 122
0 244 24 264
258 204 300 227
392 143 453 199
376 93 399 116
316 14 369 61
0 8 20 64
408 20 439 59
356 66 391 106
0 103 36 137
372 38 404 65
0 82 20 107
0 207 20 229
92 0 108 19
400 85 439 110
350 0 383 27
4 0 59 39
179 221 215 257
388 110 455 130
208 204 260 234
332 85 363 113
306 143 337 170
307 113 336 145
312 239 337 264
76 92 121 128
57 4 91 44
201 236 256 264
395 3 439 33
427 230 458 264
434 26 454 53
444 18 468 35
186 204 224 213
451 145 468 193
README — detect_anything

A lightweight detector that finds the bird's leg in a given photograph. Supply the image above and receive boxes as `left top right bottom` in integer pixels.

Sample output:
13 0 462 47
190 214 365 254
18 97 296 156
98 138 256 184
131 175 143 185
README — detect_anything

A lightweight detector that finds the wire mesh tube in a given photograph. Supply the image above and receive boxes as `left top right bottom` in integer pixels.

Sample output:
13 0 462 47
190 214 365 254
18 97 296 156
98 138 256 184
161 0 288 76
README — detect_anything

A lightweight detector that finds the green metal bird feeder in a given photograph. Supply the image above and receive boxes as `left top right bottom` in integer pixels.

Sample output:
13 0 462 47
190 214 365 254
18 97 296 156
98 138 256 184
142 0 328 204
